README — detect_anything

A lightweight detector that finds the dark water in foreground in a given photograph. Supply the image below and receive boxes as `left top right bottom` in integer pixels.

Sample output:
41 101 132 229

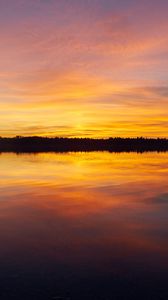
0 152 168 300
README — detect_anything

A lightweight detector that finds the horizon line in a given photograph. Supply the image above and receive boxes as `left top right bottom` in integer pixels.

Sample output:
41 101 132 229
0 136 168 140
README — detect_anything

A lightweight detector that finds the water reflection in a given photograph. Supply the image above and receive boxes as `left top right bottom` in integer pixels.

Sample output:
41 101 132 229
0 152 168 299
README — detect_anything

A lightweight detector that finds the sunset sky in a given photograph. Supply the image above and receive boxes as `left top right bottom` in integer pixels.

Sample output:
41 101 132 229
0 0 168 138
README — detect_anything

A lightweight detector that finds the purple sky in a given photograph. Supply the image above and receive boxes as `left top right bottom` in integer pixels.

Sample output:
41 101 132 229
0 0 168 137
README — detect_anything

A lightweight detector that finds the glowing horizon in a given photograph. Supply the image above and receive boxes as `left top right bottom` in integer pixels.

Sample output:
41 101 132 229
0 0 168 138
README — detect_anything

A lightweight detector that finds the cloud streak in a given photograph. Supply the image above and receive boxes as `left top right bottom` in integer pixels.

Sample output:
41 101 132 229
0 0 168 137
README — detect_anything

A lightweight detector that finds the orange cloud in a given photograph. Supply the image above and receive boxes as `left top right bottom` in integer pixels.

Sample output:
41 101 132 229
0 0 168 137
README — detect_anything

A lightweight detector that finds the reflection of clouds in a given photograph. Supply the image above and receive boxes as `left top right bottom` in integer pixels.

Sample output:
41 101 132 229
0 152 168 289
148 193 168 205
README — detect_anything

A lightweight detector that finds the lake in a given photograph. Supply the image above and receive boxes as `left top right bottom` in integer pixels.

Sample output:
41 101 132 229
0 152 168 299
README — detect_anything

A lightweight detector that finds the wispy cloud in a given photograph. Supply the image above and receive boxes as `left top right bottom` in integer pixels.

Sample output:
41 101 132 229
0 0 168 137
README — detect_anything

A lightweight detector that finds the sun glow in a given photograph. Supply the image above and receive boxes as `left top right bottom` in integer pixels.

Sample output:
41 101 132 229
0 1 167 138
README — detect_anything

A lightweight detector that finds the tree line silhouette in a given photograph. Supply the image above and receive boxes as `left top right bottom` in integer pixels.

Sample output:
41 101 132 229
0 136 167 153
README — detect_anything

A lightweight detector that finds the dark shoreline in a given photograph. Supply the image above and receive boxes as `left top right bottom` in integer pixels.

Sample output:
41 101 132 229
0 137 168 153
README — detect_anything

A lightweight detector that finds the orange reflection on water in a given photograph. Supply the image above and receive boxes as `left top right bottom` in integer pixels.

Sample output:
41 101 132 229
0 151 167 263
0 152 168 251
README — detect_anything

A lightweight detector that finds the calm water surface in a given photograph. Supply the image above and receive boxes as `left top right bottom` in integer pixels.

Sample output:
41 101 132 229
0 152 168 299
